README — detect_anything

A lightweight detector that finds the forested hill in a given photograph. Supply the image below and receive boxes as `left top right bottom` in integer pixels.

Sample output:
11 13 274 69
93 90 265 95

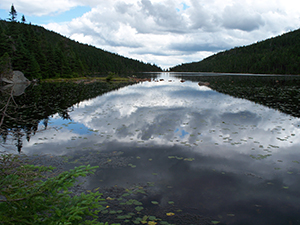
170 29 300 75
0 20 161 80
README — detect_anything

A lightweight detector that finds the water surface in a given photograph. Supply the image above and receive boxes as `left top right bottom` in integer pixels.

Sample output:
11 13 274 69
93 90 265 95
1 73 300 224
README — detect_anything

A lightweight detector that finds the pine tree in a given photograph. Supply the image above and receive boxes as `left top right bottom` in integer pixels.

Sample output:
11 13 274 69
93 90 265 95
21 15 26 23
8 4 17 22
0 28 11 54
0 52 12 78
28 54 41 79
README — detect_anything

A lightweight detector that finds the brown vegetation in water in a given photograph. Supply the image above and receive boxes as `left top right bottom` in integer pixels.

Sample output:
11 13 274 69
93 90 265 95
198 81 210 86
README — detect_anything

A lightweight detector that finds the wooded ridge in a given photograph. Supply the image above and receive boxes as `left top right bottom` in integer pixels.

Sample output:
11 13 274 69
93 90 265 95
170 29 300 75
0 20 162 80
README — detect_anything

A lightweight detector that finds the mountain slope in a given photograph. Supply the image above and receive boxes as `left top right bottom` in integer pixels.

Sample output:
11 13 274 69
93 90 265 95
0 21 161 80
170 29 300 75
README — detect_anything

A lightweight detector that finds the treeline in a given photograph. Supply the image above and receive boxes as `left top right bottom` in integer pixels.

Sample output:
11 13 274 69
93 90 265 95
0 20 161 80
170 29 300 75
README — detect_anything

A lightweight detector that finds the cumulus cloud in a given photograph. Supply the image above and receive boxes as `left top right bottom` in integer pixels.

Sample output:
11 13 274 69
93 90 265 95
0 0 80 16
22 76 300 156
222 3 265 31
2 0 300 68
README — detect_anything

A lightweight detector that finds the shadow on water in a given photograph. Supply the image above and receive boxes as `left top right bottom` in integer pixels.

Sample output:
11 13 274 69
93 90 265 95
1 73 300 224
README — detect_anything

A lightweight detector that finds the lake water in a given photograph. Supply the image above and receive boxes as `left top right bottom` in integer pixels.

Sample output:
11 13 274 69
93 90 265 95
1 73 300 224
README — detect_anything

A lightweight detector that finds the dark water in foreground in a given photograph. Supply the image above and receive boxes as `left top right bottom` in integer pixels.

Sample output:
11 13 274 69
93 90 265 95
1 73 300 224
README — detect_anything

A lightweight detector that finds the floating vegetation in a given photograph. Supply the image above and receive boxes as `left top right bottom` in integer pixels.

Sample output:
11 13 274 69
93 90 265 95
269 144 280 149
277 137 288 141
250 154 272 160
135 206 144 212
2 74 300 224
147 182 155 187
128 164 137 168
126 199 143 206
184 158 195 161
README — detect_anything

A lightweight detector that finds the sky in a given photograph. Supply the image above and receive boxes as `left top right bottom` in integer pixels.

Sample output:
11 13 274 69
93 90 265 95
1 0 300 69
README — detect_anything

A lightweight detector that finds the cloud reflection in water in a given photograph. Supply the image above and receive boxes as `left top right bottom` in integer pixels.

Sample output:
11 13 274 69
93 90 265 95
22 74 300 224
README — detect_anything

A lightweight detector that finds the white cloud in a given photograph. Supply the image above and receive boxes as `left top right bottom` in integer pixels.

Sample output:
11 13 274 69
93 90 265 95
1 0 80 16
222 3 265 31
2 0 300 68
21 75 300 157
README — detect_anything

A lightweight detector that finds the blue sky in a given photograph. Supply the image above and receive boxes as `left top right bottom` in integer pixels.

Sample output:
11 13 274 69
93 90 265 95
47 117 91 135
0 6 91 24
176 3 190 12
1 0 300 69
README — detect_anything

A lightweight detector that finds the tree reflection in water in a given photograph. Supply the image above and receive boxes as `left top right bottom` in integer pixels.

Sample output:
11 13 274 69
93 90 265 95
1 73 300 224
0 81 133 153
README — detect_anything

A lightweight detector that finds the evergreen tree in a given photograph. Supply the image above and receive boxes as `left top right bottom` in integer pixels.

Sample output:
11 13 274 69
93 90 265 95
8 4 17 22
28 54 41 79
0 28 11 54
0 52 12 78
21 15 26 23
11 37 31 73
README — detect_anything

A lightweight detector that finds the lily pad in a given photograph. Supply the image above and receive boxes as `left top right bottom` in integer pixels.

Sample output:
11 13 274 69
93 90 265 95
151 201 159 205
135 206 144 211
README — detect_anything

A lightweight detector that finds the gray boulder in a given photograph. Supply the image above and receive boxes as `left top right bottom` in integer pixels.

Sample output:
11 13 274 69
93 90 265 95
1 71 30 84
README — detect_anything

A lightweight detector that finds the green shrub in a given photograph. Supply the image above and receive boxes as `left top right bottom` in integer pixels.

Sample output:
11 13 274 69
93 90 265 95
106 72 117 82
0 154 106 225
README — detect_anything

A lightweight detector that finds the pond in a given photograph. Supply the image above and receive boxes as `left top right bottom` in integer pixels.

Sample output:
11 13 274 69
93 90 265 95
1 73 300 225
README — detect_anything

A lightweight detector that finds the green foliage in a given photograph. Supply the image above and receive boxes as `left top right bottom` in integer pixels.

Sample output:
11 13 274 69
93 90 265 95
0 52 12 76
0 29 11 55
8 4 17 22
171 28 300 75
21 15 26 23
106 72 116 82
0 20 161 80
0 154 105 225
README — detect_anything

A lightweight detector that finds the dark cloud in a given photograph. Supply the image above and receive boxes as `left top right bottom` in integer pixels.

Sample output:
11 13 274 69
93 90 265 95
168 42 229 53
222 4 265 31
138 0 187 33
114 2 134 14
188 0 214 30
130 49 171 56
104 38 143 48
